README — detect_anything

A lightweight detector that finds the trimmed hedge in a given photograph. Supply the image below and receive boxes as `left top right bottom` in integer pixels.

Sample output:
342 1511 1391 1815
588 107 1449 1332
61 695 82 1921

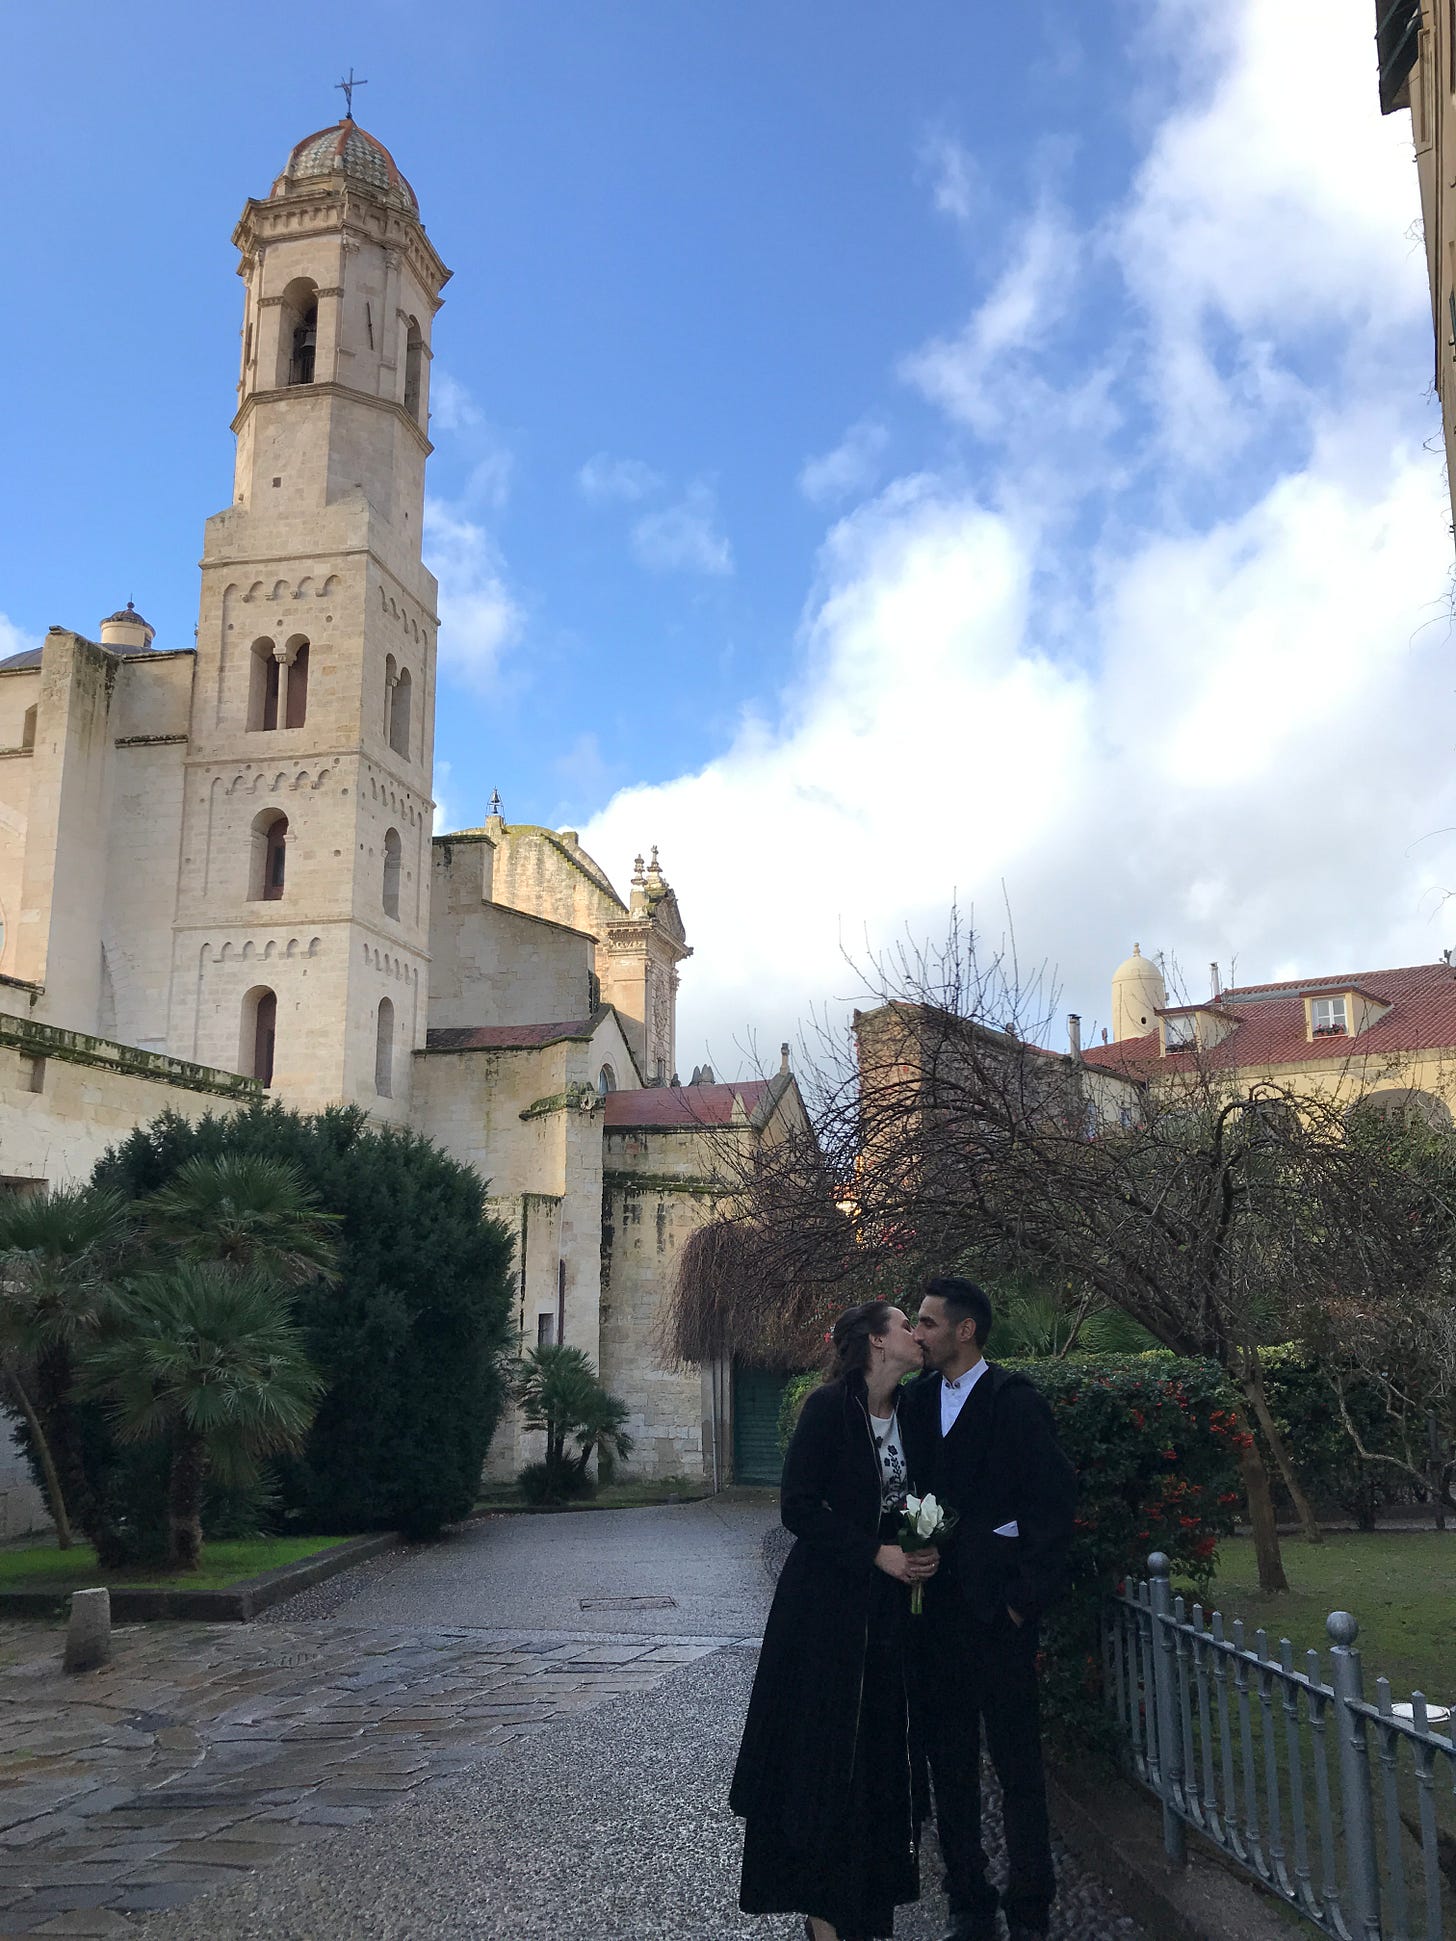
90 1103 516 1539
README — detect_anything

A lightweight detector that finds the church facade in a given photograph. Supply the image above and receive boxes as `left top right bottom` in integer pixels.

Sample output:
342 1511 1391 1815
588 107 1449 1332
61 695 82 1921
0 118 800 1533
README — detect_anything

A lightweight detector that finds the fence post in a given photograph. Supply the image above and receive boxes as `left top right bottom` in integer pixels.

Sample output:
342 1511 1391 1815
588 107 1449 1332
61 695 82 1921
1147 1552 1187 1863
1328 1611 1382 1941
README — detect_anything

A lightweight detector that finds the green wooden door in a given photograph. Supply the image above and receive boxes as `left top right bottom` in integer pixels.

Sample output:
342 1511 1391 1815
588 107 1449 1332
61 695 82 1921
733 1364 790 1486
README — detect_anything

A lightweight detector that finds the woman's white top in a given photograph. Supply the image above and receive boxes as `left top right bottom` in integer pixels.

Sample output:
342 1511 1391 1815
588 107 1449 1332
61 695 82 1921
869 1409 907 1513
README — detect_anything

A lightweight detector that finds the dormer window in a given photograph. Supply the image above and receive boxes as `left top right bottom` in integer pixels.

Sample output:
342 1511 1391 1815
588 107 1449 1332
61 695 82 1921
1164 1015 1196 1050
1311 996 1348 1037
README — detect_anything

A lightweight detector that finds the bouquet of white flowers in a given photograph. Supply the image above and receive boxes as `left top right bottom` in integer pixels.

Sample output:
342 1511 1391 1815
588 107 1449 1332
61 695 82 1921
897 1491 959 1615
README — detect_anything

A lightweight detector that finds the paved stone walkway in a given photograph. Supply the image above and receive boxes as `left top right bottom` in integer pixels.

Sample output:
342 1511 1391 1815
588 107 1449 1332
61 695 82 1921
0 1617 730 1936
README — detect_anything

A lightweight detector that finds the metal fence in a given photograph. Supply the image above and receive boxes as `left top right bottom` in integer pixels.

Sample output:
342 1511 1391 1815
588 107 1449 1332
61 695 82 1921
1105 1553 1456 1939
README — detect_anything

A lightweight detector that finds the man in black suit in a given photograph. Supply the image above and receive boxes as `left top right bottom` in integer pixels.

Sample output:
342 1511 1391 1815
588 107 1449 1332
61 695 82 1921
901 1275 1076 1941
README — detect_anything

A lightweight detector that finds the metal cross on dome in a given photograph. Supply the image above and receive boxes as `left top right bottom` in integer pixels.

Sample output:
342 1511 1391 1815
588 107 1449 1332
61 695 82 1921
335 68 368 120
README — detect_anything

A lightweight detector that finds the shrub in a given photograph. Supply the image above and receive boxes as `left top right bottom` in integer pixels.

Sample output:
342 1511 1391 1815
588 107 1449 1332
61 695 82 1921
91 1103 516 1538
513 1345 633 1499
776 1370 820 1453
1257 1345 1414 1529
1011 1353 1248 1746
518 1461 595 1507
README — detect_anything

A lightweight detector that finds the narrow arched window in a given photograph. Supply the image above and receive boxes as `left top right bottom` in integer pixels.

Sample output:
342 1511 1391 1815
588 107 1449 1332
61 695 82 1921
20 706 35 751
382 828 401 918
383 653 397 737
390 667 412 758
375 997 395 1097
242 986 277 1086
285 639 309 728
289 303 318 385
597 1064 617 1098
248 639 280 730
251 809 288 900
403 318 423 421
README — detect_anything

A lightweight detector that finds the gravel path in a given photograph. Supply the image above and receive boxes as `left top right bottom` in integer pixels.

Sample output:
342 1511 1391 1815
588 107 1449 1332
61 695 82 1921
133 1638 1145 1940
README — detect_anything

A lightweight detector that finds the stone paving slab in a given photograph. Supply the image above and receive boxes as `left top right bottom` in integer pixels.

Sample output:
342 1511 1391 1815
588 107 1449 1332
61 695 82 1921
0 1619 721 1935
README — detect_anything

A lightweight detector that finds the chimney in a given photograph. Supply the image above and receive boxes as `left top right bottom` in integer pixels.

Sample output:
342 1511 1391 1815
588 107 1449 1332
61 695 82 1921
1210 961 1221 1001
779 1042 791 1075
1067 1014 1083 1063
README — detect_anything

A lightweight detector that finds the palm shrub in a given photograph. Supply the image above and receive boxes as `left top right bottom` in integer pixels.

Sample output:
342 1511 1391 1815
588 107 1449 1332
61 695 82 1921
0 1186 132 1553
144 1154 341 1285
515 1344 634 1500
93 1102 515 1536
82 1262 319 1569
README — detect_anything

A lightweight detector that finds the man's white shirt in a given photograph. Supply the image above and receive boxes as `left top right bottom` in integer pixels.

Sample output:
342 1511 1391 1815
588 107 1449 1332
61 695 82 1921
939 1355 989 1437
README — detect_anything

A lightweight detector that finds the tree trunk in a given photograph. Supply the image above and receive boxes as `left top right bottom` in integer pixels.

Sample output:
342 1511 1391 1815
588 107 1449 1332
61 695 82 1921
1237 1425 1288 1593
3 1366 73 1547
1241 1362 1322 1545
167 1427 207 1571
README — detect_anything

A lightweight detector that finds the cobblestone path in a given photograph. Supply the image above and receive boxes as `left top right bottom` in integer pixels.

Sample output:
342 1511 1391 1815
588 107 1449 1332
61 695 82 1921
0 1619 730 1936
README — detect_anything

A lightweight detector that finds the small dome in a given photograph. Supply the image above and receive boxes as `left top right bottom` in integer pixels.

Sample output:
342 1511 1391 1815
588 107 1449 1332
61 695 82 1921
1111 943 1167 1043
101 600 153 634
0 646 41 672
274 120 418 215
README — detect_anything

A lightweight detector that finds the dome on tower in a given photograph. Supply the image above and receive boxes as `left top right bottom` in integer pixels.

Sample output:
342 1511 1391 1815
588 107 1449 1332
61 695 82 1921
272 120 418 215
1111 943 1167 1043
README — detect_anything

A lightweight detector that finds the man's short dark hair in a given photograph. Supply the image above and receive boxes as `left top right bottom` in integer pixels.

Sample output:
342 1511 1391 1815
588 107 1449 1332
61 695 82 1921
922 1275 994 1350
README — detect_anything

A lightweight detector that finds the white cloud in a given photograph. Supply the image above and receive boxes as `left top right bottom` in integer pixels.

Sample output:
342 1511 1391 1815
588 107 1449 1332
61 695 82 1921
918 131 981 226
901 206 1080 442
631 483 734 577
578 0 1456 1069
577 453 663 503
1115 0 1429 463
0 614 38 665
430 370 482 435
423 499 524 694
799 419 889 506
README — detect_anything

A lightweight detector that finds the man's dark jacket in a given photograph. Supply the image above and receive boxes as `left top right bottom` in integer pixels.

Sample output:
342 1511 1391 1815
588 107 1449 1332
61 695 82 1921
899 1362 1076 1625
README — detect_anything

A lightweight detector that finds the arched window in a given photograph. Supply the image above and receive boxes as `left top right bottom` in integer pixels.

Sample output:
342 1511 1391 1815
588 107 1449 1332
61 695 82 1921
276 278 319 388
284 639 309 728
403 317 423 422
383 653 397 736
242 986 277 1086
289 304 317 385
248 639 280 731
375 997 395 1097
597 1064 617 1098
251 809 288 901
382 828 402 918
20 706 35 751
390 667 412 758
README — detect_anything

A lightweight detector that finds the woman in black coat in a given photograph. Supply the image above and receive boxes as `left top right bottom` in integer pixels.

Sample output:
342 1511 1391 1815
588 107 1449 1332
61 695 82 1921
731 1301 936 1941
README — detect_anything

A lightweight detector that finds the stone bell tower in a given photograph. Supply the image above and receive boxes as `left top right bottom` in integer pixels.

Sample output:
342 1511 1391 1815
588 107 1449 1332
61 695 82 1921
167 118 451 1117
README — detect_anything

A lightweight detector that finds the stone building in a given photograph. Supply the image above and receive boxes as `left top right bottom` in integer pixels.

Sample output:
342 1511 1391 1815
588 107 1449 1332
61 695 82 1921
0 117 800 1532
1378 0 1456 542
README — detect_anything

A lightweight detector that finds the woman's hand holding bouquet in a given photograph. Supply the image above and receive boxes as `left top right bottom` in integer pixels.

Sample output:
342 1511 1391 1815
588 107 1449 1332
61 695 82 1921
897 1492 959 1614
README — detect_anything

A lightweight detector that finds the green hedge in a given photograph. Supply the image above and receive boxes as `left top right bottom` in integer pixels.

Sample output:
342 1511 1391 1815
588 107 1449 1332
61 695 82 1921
1257 1345 1415 1528
90 1103 516 1539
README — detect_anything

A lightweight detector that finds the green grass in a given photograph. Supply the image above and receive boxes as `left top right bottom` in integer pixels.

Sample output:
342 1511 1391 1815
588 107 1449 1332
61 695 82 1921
0 1533 355 1594
1186 1530 1456 1704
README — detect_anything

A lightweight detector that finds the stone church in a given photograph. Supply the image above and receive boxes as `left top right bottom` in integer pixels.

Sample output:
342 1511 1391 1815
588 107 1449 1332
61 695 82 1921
0 117 801 1533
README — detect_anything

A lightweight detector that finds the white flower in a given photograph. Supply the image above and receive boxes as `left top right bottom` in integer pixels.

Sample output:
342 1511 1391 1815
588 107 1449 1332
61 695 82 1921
906 1493 922 1519
915 1494 941 1539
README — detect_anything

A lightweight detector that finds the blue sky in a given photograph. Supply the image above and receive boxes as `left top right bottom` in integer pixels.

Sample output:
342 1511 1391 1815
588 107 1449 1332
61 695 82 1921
4 2 1454 1071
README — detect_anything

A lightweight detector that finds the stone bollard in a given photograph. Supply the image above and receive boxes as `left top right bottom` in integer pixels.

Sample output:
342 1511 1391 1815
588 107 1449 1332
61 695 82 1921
63 1587 111 1674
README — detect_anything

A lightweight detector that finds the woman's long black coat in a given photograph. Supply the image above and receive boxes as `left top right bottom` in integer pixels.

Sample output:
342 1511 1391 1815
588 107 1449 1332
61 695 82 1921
730 1377 925 1853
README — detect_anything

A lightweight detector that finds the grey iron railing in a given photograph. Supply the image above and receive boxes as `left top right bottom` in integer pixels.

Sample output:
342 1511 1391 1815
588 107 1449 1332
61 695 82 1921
1105 1554 1456 1939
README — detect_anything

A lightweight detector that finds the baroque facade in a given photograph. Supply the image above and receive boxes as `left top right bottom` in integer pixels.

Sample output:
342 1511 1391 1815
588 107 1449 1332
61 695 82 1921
0 118 800 1532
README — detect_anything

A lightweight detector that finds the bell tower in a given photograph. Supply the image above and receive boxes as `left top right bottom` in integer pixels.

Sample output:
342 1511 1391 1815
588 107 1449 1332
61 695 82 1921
167 118 451 1116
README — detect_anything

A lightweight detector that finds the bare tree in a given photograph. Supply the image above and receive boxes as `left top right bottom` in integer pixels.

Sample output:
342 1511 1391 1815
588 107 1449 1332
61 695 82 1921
671 916 1456 1594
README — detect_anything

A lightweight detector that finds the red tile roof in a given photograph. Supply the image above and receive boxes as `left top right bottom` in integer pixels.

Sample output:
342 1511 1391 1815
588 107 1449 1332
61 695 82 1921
425 1018 596 1052
603 1078 780 1130
1083 961 1456 1078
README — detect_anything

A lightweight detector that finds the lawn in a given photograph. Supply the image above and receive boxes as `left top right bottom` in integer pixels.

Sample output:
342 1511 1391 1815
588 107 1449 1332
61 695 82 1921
0 1533 355 1594
1188 1530 1456 1704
